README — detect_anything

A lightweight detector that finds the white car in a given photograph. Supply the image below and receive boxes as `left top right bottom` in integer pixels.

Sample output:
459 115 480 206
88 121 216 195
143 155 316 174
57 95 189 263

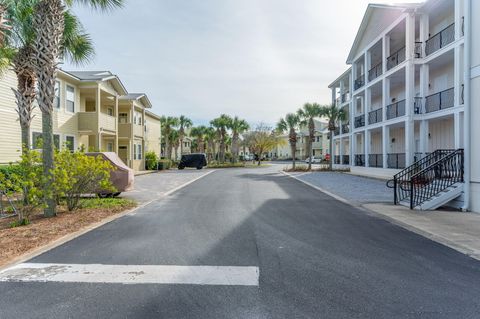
305 156 322 164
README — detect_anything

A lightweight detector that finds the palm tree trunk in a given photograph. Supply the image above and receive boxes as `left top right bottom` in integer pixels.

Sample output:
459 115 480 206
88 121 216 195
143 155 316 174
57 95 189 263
307 138 312 171
329 130 334 171
291 144 296 170
34 0 64 217
180 137 184 155
232 133 238 163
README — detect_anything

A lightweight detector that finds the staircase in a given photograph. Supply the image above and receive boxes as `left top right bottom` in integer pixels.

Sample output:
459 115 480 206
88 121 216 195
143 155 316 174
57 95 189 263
392 149 464 210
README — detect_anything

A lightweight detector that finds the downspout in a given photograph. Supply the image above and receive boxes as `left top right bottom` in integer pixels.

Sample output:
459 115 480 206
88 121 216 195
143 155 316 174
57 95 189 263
462 0 471 212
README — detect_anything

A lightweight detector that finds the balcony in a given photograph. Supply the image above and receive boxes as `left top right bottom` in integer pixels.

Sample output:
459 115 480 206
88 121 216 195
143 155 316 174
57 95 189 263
354 74 365 90
133 124 144 137
354 115 365 128
425 23 455 56
387 46 406 70
334 155 341 165
387 153 406 169
341 123 350 134
341 91 350 103
355 154 365 167
100 113 117 132
342 155 350 165
386 100 406 120
368 154 383 168
425 87 454 113
368 62 382 82
368 108 383 125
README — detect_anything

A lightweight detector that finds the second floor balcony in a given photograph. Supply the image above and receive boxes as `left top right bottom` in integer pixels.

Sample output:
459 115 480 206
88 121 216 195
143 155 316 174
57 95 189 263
386 100 406 120
78 112 116 133
354 75 365 91
368 108 383 125
354 115 365 128
387 46 406 71
341 91 350 103
425 23 455 56
368 62 382 82
425 87 454 113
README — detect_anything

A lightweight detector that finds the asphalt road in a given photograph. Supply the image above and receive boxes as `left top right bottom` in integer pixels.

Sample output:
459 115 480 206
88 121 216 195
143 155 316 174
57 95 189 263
1 167 480 318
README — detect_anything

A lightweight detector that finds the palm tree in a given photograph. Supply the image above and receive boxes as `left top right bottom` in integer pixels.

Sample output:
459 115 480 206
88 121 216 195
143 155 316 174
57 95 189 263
178 115 192 156
190 125 207 153
210 114 232 163
169 129 180 161
298 103 322 170
160 116 179 160
320 104 347 170
1 0 94 150
277 113 300 170
204 126 217 162
31 0 122 217
230 116 249 163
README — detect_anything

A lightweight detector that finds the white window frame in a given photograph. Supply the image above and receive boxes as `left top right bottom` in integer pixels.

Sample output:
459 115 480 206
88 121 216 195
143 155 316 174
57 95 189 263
54 81 61 109
107 142 114 152
66 85 75 113
119 113 128 124
107 107 114 117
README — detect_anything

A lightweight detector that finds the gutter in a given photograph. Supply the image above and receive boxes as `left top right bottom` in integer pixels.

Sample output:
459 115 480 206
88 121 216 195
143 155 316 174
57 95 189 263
462 0 472 212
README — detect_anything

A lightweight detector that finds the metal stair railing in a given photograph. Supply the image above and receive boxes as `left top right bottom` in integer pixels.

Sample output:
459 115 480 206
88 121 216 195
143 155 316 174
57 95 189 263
408 149 464 209
389 149 456 205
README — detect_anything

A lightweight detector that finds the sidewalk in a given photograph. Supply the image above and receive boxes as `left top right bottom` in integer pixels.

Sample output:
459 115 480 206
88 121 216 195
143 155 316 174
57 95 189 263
286 171 480 261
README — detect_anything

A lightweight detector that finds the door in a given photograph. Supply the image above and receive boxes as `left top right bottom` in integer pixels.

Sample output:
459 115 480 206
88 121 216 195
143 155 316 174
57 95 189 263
119 145 128 165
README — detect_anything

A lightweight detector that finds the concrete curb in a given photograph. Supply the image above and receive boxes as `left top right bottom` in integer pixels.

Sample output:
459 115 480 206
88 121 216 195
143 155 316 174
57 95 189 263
0 169 216 272
281 170 480 262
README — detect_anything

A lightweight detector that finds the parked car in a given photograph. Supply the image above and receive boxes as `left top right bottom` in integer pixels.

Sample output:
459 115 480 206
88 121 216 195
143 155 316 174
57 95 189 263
305 156 323 164
178 153 208 170
86 152 134 197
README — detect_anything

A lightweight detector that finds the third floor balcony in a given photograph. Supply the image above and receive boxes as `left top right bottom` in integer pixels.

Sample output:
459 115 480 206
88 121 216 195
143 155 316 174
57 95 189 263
425 23 455 57
386 99 406 120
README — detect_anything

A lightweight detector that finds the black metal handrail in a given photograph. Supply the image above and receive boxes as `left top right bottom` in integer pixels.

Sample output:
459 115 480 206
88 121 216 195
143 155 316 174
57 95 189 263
368 62 382 82
341 123 350 134
334 155 341 164
342 155 350 165
425 87 454 113
387 46 406 70
355 154 365 167
387 153 406 169
425 23 455 56
408 149 464 209
386 99 406 120
354 74 365 90
368 108 383 124
369 154 383 168
392 149 456 204
461 84 464 105
354 115 365 128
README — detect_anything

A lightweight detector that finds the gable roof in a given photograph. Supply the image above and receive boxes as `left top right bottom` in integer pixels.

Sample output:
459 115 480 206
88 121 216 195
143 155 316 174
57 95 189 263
346 3 421 64
119 93 153 108
62 70 128 95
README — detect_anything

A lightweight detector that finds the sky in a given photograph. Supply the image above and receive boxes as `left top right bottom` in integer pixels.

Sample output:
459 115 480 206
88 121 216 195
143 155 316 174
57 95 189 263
66 0 421 126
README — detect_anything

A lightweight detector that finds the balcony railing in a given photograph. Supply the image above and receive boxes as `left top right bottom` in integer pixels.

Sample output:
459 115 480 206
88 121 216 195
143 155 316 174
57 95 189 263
341 123 350 134
334 127 340 136
369 154 383 168
414 97 423 114
425 87 454 113
368 108 383 125
387 46 406 70
355 154 365 167
334 155 341 165
354 74 365 90
342 155 350 165
425 23 455 56
354 115 365 128
387 153 406 169
414 42 423 58
461 84 464 105
341 91 350 103
386 100 406 120
368 62 382 82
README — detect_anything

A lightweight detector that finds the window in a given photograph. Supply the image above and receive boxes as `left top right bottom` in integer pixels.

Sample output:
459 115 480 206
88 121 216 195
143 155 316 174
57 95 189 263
65 136 75 152
32 132 60 149
107 142 113 152
119 113 128 124
54 81 61 109
107 107 114 116
137 144 142 160
66 85 75 113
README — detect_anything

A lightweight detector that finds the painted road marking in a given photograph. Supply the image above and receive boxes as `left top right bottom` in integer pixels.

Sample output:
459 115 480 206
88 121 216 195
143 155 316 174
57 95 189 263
0 263 259 286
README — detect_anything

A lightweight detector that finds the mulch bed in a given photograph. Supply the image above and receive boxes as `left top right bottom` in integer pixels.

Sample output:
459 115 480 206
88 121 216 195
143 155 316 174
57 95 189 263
0 204 136 268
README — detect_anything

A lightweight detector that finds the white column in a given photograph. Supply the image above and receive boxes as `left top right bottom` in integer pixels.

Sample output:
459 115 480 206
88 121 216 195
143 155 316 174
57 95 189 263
405 14 416 166
382 125 389 168
419 64 429 112
349 71 355 166
96 87 101 150
454 112 461 149
114 95 119 154
383 35 390 73
419 120 429 155
454 0 462 40
365 130 370 167
365 50 371 85
331 87 336 105
365 88 371 125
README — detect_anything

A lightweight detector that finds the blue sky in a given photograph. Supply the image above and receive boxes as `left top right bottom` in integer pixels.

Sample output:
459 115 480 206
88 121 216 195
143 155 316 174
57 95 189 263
66 0 419 126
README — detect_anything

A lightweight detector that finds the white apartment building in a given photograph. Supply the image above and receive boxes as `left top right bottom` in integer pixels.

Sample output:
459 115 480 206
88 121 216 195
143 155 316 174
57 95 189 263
329 0 480 211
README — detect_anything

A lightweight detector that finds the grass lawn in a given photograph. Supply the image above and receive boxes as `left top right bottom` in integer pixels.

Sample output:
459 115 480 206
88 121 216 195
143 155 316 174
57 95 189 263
207 162 270 168
0 197 136 268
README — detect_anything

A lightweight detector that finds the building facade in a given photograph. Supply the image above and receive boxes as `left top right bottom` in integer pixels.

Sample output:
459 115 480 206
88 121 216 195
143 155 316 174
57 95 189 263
329 0 480 211
276 120 329 160
0 70 161 172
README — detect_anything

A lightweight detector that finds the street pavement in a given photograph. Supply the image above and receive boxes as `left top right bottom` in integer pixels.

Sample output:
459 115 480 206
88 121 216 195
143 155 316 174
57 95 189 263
1 167 480 318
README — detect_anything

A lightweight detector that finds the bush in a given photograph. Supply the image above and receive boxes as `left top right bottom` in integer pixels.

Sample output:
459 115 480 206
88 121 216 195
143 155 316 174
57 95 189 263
53 149 115 211
145 151 158 170
157 159 172 170
79 198 136 210
207 162 245 168
0 150 44 224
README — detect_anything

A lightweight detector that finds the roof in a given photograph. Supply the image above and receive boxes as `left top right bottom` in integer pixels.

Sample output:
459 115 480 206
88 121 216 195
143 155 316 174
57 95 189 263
145 110 162 121
62 70 128 95
119 93 153 108
346 3 422 64
328 67 352 88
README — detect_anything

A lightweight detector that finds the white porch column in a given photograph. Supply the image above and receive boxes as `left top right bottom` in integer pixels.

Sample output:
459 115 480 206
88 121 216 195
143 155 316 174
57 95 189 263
365 130 370 167
405 14 416 166
365 50 371 85
454 112 461 149
114 95 119 154
365 87 371 125
382 35 390 73
383 77 390 121
96 87 101 151
419 120 429 155
454 0 463 40
382 125 389 168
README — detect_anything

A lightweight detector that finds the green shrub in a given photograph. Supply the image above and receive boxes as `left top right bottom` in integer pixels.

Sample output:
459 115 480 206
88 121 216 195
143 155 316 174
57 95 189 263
79 198 136 209
207 162 245 168
145 151 159 170
157 159 172 170
52 149 115 212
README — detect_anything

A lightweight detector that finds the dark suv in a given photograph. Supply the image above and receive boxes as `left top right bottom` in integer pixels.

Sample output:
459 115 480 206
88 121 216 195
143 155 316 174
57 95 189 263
178 153 207 170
